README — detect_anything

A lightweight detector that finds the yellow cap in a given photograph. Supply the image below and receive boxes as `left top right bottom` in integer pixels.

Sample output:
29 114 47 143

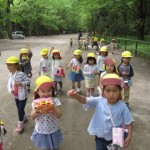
100 46 107 52
122 51 132 57
87 53 95 58
94 37 98 41
73 49 82 56
0 119 4 125
6 56 19 64
20 48 28 54
100 38 105 42
34 76 55 99
52 49 60 54
40 48 48 55
35 76 54 89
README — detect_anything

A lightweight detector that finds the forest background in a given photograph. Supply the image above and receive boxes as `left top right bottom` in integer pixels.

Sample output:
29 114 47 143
0 0 150 41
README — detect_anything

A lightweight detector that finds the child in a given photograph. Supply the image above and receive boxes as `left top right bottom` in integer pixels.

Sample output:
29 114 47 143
6 56 31 133
0 119 7 150
48 47 54 59
30 76 63 150
38 48 51 77
92 37 99 54
51 49 65 95
83 53 99 97
99 58 118 93
67 49 84 93
108 39 117 54
97 46 109 74
70 38 73 47
117 51 134 107
19 46 33 92
68 73 133 150
99 38 105 49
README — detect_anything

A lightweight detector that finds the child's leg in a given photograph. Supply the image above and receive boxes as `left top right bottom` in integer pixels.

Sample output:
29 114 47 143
58 81 63 92
77 82 81 92
124 86 130 106
15 99 27 132
54 81 58 93
86 88 91 97
15 99 27 122
27 84 30 92
90 88 94 97
72 81 75 90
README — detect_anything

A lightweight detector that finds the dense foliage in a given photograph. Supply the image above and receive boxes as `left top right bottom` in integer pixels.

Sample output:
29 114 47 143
0 0 150 40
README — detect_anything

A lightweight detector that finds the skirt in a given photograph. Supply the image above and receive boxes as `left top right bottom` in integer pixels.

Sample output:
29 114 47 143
31 129 63 150
68 70 84 82
85 78 97 88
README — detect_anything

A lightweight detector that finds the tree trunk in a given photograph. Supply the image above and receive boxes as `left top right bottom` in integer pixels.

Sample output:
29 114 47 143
6 0 12 39
136 0 147 40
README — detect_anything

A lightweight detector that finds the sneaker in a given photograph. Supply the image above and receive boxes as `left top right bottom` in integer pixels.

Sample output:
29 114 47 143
15 124 24 133
77 88 81 93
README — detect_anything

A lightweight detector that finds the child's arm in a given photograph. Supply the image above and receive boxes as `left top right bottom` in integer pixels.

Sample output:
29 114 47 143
67 90 86 104
31 108 41 120
124 122 133 147
53 106 62 119
66 61 72 69
129 65 134 77
99 77 103 90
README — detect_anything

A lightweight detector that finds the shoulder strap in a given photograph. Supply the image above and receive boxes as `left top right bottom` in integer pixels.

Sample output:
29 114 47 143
106 104 116 127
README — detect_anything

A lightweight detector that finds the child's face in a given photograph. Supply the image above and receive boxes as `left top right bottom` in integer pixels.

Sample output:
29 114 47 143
22 53 28 57
101 51 107 56
42 54 48 59
123 57 131 64
106 64 115 73
7 64 18 73
74 55 80 60
103 85 120 104
38 86 52 98
88 59 94 66
54 53 60 59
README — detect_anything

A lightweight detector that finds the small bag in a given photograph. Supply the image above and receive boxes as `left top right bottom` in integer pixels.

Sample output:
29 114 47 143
42 66 47 72
54 67 64 76
18 87 26 100
13 84 18 96
72 65 79 74
107 105 125 148
112 127 124 147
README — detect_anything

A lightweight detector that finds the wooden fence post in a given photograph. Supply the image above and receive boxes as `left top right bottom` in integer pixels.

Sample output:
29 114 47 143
135 41 138 57
125 40 127 51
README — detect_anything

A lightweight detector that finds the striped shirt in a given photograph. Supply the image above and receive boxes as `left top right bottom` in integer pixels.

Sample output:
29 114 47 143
7 71 31 100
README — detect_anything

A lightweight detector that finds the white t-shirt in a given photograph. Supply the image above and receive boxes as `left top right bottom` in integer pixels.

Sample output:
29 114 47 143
83 64 98 80
32 98 61 134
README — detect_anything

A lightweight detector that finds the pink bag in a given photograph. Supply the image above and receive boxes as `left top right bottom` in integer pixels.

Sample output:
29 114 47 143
54 67 64 76
13 84 18 96
112 127 125 147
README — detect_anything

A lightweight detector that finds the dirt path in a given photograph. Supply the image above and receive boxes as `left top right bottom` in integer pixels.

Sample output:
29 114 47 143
0 34 150 150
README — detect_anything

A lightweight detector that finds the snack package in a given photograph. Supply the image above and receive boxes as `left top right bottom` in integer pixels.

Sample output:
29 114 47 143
54 67 64 76
33 98 54 114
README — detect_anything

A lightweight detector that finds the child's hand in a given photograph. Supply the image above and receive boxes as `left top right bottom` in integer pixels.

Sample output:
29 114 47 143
15 82 22 87
92 70 97 75
67 90 77 96
124 135 132 147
